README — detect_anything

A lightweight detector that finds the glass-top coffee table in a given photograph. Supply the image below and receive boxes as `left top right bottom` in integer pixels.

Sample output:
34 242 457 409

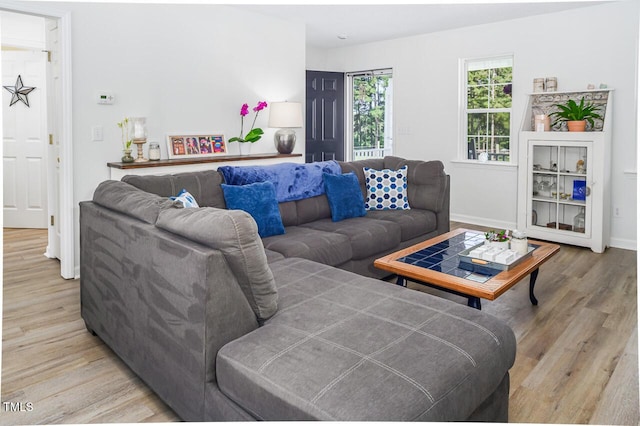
374 228 560 309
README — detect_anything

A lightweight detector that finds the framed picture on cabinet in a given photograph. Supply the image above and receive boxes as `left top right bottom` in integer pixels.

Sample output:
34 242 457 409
166 134 227 159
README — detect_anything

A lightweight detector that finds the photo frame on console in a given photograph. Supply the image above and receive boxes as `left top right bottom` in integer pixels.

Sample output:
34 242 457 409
166 134 227 159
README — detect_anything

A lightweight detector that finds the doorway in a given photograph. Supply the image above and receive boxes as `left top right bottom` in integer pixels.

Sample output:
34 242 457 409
347 68 393 160
2 47 48 228
1 7 73 279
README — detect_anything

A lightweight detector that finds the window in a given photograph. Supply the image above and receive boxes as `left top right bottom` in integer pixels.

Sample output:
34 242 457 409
463 57 513 162
347 69 393 160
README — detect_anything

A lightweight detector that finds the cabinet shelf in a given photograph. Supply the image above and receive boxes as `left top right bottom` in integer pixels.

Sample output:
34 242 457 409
532 170 587 177
532 196 586 207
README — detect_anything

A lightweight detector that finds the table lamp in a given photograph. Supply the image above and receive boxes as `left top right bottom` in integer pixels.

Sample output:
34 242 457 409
268 101 303 154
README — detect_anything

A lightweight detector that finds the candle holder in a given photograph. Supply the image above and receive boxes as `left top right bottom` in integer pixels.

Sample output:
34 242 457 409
130 117 149 162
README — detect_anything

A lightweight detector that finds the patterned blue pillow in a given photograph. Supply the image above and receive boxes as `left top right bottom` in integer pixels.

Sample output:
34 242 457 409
363 166 411 210
221 181 285 238
170 189 199 208
323 172 366 222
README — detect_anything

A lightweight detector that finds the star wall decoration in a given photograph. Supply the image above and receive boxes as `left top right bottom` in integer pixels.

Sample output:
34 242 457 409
3 75 36 107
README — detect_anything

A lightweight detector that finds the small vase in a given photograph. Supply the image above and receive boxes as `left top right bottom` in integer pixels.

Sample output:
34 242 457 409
239 142 252 156
121 149 134 163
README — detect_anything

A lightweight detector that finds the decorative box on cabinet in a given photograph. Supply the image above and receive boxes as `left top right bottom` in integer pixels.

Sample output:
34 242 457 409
517 89 612 253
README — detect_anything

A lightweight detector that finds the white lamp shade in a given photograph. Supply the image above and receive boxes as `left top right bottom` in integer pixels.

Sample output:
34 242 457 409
268 102 303 128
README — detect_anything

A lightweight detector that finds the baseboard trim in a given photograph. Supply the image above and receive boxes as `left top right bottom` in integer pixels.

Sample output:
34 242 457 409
609 237 637 251
452 214 637 252
450 214 517 232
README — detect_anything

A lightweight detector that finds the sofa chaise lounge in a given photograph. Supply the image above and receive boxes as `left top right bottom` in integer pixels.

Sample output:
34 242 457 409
79 156 516 421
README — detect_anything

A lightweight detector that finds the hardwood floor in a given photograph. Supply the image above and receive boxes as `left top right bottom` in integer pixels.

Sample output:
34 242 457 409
2 226 638 424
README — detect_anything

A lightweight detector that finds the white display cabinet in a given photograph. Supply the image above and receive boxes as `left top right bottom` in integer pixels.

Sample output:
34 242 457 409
517 90 612 253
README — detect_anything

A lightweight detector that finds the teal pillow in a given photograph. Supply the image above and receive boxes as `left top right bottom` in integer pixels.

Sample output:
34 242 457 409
323 172 366 222
221 181 285 238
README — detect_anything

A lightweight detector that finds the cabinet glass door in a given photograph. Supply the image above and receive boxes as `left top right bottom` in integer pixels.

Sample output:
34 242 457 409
528 140 591 237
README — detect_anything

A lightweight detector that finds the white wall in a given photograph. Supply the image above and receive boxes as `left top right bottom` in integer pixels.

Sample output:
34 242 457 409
37 2 305 273
308 0 638 250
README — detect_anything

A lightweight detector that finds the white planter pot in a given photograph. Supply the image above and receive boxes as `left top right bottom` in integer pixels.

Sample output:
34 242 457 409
486 240 510 250
239 142 252 156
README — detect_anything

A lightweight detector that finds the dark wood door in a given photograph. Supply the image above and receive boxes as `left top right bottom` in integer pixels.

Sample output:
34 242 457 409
305 71 344 162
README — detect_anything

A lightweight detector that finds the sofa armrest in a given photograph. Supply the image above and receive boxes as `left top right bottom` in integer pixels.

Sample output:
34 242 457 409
80 201 258 420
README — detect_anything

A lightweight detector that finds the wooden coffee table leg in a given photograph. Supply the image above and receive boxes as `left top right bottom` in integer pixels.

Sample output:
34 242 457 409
467 297 482 310
529 269 539 305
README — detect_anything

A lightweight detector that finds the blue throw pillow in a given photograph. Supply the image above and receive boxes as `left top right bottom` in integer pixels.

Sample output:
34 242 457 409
323 172 366 222
221 181 285 238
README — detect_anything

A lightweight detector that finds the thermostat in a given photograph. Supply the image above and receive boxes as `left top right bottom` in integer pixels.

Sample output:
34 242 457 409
96 91 114 105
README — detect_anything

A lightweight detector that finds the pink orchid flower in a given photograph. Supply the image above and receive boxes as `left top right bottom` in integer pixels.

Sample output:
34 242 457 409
253 101 268 112
240 103 250 117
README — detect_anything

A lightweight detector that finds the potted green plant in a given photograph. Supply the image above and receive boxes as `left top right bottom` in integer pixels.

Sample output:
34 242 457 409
549 97 602 132
117 117 134 163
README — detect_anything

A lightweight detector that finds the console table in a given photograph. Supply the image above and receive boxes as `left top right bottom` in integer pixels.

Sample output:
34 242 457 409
107 153 303 180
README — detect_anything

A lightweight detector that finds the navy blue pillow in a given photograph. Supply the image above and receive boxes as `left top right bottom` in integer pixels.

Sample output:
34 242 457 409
221 181 285 238
323 172 366 222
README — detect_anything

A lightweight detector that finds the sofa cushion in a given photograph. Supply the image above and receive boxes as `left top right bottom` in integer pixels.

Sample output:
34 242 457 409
323 172 366 222
300 217 401 260
221 181 285 238
123 170 226 208
383 156 448 213
264 249 286 264
217 258 516 421
262 227 352 267
365 209 437 241
338 158 386 196
92 180 181 224
364 165 410 210
278 201 298 227
156 207 278 321
295 195 331 225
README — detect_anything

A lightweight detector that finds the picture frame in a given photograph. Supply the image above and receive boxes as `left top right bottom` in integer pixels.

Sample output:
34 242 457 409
166 134 227 159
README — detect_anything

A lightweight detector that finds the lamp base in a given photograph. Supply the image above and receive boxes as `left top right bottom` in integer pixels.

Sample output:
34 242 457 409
274 129 296 154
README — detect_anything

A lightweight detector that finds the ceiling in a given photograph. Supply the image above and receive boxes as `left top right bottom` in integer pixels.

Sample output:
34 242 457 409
236 1 611 49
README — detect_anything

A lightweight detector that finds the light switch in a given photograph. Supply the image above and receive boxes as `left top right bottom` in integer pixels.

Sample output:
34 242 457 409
92 126 103 141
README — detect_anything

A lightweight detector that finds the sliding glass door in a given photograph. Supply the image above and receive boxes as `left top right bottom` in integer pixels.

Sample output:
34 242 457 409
347 69 393 160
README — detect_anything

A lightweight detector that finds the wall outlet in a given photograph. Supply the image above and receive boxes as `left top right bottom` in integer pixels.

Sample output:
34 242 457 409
614 206 622 217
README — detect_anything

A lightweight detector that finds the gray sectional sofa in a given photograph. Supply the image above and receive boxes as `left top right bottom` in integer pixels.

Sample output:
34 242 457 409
79 156 516 421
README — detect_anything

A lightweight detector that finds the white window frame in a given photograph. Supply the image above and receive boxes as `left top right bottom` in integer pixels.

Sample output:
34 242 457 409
460 55 514 164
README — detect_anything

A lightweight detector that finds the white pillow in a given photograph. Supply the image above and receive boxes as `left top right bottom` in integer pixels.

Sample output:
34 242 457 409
170 189 199 208
363 165 410 210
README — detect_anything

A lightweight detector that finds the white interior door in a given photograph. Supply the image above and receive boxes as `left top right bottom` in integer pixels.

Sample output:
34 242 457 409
3 49 48 229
